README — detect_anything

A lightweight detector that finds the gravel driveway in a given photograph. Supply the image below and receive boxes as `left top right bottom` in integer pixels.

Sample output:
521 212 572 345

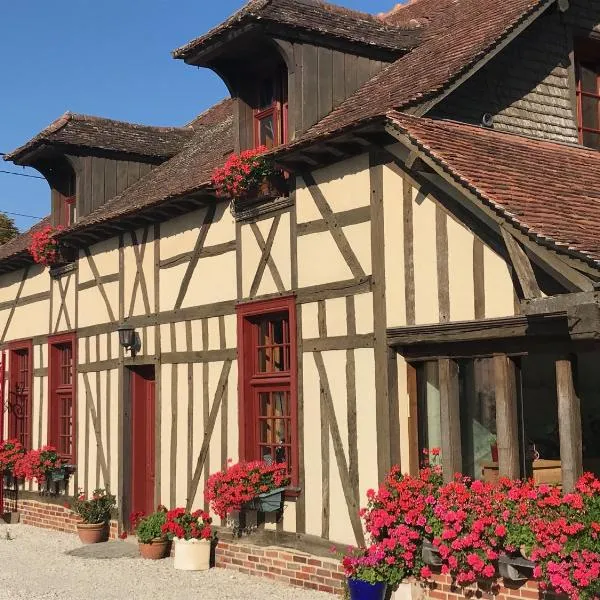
0 524 336 600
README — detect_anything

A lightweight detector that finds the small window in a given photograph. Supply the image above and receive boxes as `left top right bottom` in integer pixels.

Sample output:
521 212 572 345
49 334 76 463
237 297 298 484
575 39 600 149
254 68 288 149
8 341 33 448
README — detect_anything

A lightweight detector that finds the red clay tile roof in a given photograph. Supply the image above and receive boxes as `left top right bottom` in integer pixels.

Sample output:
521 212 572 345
302 0 556 140
63 101 234 232
5 113 195 164
173 0 421 60
0 216 50 268
387 111 600 265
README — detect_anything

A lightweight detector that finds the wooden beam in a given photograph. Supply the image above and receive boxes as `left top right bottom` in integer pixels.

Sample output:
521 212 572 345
494 354 520 479
501 229 542 299
439 359 462 482
556 356 583 492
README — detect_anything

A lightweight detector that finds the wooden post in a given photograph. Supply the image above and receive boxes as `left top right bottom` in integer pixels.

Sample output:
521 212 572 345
439 359 462 482
555 356 583 492
406 363 420 476
494 355 520 479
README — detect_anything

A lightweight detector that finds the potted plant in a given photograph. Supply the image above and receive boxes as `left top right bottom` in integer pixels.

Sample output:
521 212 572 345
0 440 25 523
340 544 405 600
205 460 291 519
70 488 116 544
211 146 287 202
161 508 212 571
27 225 66 267
133 506 170 560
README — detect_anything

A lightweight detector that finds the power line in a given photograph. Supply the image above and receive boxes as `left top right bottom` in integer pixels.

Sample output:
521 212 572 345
1 210 44 220
0 170 44 180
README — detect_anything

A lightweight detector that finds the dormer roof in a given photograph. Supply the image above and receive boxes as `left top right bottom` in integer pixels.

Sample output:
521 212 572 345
172 0 422 64
4 113 195 166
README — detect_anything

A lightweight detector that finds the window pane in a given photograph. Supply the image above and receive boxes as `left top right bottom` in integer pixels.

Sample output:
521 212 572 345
458 358 497 479
257 390 290 468
418 361 442 461
256 315 290 374
258 114 275 148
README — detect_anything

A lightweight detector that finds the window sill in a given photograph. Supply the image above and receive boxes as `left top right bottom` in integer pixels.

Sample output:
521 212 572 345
284 486 302 500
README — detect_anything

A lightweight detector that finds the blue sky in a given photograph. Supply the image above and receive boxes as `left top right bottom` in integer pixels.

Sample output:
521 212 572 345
0 0 397 232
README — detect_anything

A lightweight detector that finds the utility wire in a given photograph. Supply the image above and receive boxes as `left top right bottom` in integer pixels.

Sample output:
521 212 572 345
0 210 44 220
0 170 44 180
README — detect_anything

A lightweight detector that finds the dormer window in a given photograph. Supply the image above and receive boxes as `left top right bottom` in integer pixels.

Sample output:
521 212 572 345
58 194 76 227
575 39 600 149
254 68 288 149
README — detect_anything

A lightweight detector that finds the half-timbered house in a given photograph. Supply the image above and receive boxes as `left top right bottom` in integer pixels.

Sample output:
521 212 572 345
3 0 600 597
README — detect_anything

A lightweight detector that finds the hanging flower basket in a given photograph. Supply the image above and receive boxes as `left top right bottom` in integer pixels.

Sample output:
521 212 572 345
421 539 442 566
27 225 71 267
244 486 286 512
211 146 288 203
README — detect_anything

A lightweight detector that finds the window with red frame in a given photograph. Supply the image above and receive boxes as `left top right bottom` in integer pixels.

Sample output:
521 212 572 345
254 68 288 149
575 39 600 149
237 297 298 484
49 335 75 463
8 341 32 448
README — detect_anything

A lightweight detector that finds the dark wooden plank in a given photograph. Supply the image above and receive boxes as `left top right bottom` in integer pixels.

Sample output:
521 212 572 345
0 290 49 311
388 347 401 468
175 205 216 309
249 216 284 297
303 173 366 280
91 157 106 212
116 161 129 195
161 349 237 364
170 358 178 509
297 206 371 236
202 319 210 511
104 159 117 201
83 372 110 486
159 241 236 269
302 334 374 352
106 338 112 486
82 157 93 218
439 359 462 482
77 273 119 292
345 296 360 507
501 229 542 299
219 316 228 471
344 53 358 97
1 267 29 343
290 185 298 290
556 356 583 492
319 298 329 538
83 248 116 322
294 44 304 135
186 359 233 510
371 152 391 481
302 44 319 130
407 362 420 476
436 206 450 323
314 352 365 546
139 163 153 177
317 47 333 120
118 235 125 321
494 354 520 479
473 238 485 319
236 221 243 300
403 177 416 325
332 50 346 108
356 56 372 87
127 161 141 188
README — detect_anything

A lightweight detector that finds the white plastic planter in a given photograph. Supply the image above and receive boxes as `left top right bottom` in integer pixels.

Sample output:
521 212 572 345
173 538 211 571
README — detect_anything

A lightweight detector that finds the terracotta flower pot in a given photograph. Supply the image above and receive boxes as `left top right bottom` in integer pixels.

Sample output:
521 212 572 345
138 538 171 560
76 522 109 544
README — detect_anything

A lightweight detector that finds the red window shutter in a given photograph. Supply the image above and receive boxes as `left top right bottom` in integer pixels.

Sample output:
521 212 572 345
7 340 33 448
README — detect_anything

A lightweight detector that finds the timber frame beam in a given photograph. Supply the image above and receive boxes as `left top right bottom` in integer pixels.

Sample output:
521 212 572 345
383 125 599 293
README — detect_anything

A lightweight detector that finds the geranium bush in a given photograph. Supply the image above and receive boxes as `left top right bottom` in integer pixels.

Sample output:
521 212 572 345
211 147 283 200
28 225 64 266
0 439 26 474
355 453 600 600
161 508 212 541
71 488 116 524
13 445 64 482
205 460 291 519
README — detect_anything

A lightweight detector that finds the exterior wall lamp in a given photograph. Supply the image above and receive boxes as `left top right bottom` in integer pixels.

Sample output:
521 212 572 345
117 324 138 356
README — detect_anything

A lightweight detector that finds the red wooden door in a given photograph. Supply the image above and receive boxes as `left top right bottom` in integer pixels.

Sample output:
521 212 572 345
130 367 155 522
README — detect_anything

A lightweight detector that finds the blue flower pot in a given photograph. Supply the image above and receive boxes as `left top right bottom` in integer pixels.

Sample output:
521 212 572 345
348 578 387 600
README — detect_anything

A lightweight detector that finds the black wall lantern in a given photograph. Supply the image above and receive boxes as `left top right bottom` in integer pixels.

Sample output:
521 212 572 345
117 323 137 356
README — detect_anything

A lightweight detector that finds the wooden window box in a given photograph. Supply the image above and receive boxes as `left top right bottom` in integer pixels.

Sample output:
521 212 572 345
498 554 535 582
482 459 562 485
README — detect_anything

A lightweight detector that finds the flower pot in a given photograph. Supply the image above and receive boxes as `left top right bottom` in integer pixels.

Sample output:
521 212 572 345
422 539 442 566
347 578 387 600
246 487 286 512
173 538 211 571
76 522 109 544
138 538 171 560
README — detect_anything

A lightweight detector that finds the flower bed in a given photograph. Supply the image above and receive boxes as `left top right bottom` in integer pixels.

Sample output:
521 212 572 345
342 455 600 600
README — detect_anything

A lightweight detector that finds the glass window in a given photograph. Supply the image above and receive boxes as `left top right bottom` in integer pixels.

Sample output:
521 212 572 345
49 336 75 463
253 67 288 149
8 344 32 448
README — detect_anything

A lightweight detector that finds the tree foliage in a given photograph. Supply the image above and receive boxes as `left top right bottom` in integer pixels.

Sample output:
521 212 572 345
0 213 19 245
